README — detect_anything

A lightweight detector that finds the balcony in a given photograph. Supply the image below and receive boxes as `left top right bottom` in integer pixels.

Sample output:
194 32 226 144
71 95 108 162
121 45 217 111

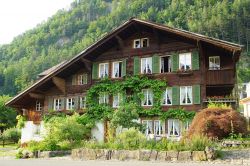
206 68 234 85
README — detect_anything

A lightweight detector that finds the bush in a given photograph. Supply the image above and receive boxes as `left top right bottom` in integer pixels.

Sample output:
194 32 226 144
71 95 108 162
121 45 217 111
188 108 247 139
114 128 146 150
2 127 21 143
188 134 213 151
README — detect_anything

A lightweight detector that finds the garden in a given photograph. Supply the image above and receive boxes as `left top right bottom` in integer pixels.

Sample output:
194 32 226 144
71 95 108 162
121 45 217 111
11 76 249 161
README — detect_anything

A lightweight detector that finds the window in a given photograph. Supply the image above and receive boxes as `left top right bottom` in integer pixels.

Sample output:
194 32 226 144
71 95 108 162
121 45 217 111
142 120 153 135
35 101 42 111
53 98 62 111
78 74 88 85
142 89 153 106
154 120 163 136
99 93 109 104
141 38 149 48
113 94 121 108
168 119 180 137
162 88 172 105
209 56 220 70
112 61 122 78
133 39 141 48
180 86 192 105
183 120 191 131
99 63 109 78
66 98 75 110
133 38 149 48
142 120 163 136
160 56 172 73
179 53 191 70
141 57 152 74
33 124 41 136
80 96 86 109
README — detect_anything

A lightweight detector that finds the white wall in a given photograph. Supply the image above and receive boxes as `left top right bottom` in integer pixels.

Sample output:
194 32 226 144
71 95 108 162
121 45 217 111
243 101 250 118
21 121 45 143
91 121 104 142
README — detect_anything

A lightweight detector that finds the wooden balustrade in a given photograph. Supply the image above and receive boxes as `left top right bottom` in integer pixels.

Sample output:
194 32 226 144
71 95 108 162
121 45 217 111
206 68 234 85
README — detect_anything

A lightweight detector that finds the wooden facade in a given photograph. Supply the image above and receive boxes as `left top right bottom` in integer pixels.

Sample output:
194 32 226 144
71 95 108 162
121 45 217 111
6 18 242 124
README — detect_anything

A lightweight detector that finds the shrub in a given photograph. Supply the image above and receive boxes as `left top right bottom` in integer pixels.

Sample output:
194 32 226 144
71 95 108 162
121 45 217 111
188 134 213 151
188 108 247 139
2 127 21 143
114 128 146 150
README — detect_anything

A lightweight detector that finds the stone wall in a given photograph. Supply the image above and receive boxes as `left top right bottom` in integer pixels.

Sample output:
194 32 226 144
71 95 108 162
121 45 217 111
71 148 215 161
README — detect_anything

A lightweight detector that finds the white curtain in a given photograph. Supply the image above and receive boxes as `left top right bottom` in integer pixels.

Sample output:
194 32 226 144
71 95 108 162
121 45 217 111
174 120 180 136
148 121 153 134
141 58 147 74
166 88 172 104
187 86 192 104
148 89 153 105
147 58 152 74
168 119 173 136
180 87 186 104
113 62 119 77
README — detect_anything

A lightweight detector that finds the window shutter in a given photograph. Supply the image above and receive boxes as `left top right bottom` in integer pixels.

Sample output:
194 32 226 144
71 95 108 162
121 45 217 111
152 54 160 74
61 98 65 110
122 59 127 77
48 97 53 111
172 86 180 105
92 62 98 79
133 56 140 75
193 85 201 104
192 50 199 70
74 96 79 110
72 74 77 85
171 53 179 72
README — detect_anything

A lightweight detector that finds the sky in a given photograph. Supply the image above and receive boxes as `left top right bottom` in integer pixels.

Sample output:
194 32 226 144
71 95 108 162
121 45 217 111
0 0 74 45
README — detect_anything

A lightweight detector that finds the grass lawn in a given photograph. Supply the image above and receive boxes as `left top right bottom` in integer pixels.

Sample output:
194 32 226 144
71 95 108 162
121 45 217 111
0 144 18 157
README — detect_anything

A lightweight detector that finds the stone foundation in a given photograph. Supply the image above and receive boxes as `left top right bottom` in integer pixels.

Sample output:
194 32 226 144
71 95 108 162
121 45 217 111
71 148 215 161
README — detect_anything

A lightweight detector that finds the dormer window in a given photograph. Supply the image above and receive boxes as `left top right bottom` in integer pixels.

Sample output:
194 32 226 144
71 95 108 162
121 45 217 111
133 38 149 48
78 74 88 85
36 101 42 111
99 63 109 78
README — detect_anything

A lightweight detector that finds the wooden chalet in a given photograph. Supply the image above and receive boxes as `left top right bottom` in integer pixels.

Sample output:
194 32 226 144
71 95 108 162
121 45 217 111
6 18 243 142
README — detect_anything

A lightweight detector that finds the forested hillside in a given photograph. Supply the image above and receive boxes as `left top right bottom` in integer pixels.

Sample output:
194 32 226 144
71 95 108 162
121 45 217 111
0 0 249 96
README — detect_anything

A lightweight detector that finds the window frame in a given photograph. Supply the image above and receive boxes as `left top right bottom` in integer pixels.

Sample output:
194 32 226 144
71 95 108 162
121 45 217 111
35 101 42 112
209 56 220 70
141 89 153 106
99 63 109 78
78 74 88 85
113 93 121 108
112 61 122 78
142 120 153 135
141 38 149 48
80 96 86 109
160 55 172 73
53 98 62 111
168 119 180 137
66 97 75 110
179 52 192 70
141 57 152 74
133 39 141 48
180 86 193 105
162 88 172 106
99 92 109 104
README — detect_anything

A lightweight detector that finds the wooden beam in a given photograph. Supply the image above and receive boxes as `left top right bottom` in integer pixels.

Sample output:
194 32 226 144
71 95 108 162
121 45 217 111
80 58 92 72
29 92 44 99
115 35 124 49
52 76 66 94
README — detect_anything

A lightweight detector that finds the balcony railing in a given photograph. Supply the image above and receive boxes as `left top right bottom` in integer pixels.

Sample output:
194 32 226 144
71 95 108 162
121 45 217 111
206 68 234 85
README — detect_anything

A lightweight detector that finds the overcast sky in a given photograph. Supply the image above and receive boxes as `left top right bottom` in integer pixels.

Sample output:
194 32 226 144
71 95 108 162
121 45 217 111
0 0 74 45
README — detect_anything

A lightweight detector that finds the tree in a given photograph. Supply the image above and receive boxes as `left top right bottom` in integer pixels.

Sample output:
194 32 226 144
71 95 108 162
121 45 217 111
0 96 17 132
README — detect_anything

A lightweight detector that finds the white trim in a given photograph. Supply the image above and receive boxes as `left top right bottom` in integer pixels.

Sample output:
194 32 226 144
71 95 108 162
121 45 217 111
209 56 220 70
66 97 75 110
180 86 193 105
141 38 149 48
53 98 62 111
80 96 86 109
141 57 152 74
112 61 122 78
160 55 172 73
99 63 109 78
168 119 180 137
179 52 192 70
162 88 172 105
35 101 42 111
78 74 88 85
133 39 141 48
141 89 153 106
113 93 121 108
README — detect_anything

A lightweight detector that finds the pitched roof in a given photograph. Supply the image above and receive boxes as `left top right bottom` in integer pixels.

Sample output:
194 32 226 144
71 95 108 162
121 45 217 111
38 61 67 78
6 18 243 107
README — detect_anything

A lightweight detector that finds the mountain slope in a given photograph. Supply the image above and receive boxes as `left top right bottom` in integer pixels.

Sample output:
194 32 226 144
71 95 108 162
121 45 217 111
0 0 249 95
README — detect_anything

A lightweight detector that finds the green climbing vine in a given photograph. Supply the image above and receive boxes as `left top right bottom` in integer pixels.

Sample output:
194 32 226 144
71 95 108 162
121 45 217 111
160 108 196 121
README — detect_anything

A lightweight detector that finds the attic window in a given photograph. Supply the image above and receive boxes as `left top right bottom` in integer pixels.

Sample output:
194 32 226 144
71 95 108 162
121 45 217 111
133 38 149 48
